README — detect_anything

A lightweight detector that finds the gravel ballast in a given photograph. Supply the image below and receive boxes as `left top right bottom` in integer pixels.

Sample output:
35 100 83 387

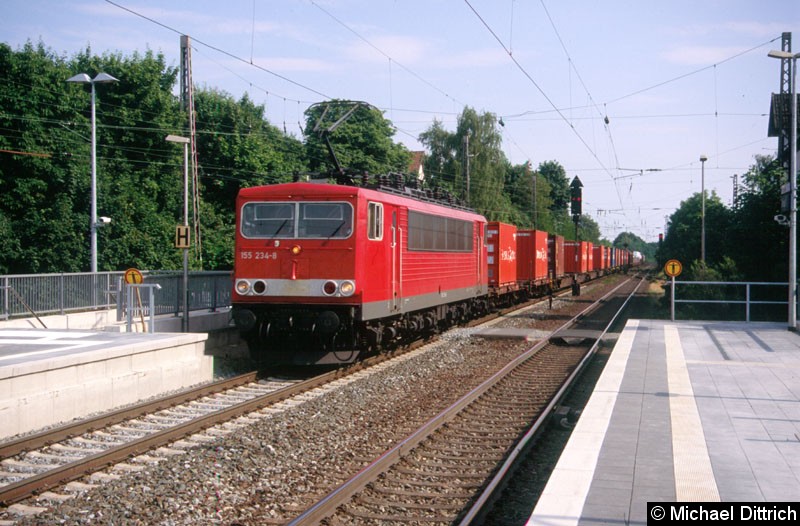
13 276 626 525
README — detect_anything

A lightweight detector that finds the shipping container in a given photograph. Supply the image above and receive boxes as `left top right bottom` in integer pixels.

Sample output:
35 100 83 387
564 241 590 273
587 242 594 271
487 222 518 288
547 234 565 280
593 245 609 270
516 229 549 282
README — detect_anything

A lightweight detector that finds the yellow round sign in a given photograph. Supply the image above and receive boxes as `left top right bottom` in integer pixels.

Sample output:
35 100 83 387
664 259 682 278
124 268 144 284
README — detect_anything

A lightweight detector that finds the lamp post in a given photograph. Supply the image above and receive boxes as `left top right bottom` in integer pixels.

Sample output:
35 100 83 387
700 154 708 265
768 49 799 331
66 72 118 273
166 134 191 332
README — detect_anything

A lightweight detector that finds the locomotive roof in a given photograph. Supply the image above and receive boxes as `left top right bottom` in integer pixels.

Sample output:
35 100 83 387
238 182 487 221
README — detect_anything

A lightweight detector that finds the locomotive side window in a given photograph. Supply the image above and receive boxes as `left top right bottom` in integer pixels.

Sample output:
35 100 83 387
241 201 352 239
241 203 295 238
408 211 473 252
368 202 383 240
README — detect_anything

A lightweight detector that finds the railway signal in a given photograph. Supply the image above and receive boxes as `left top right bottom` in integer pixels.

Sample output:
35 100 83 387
570 176 583 217
570 176 583 241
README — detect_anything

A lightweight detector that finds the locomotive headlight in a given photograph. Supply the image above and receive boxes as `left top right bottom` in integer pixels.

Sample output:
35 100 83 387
323 280 338 296
291 245 302 255
253 280 268 295
235 279 251 295
339 280 355 296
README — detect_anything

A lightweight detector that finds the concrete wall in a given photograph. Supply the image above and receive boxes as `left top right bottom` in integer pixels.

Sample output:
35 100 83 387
0 333 212 440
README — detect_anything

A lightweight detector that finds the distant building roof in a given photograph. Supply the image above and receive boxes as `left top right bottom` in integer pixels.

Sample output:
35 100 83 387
409 151 425 180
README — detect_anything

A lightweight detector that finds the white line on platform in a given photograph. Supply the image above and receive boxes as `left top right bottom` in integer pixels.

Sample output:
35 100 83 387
665 324 720 501
0 331 111 361
0 330 97 339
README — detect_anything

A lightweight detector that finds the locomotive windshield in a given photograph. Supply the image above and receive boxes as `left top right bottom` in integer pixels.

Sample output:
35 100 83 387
241 202 353 239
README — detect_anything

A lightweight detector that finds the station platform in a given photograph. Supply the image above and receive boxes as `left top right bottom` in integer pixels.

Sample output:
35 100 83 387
0 328 213 440
529 319 800 525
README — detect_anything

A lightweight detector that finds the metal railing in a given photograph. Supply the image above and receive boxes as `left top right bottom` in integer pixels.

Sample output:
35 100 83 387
1 271 232 322
115 271 232 321
670 280 791 322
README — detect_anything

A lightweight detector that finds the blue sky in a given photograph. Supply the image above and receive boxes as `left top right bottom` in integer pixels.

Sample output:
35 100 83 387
3 1 799 242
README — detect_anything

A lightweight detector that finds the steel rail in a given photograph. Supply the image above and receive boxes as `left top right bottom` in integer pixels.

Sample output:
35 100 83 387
0 271 630 510
458 275 643 525
0 362 367 506
287 275 641 525
0 330 452 508
0 372 261 459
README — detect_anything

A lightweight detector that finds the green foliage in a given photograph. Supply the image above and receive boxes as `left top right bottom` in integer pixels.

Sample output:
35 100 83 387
419 118 459 193
576 215 602 243
657 154 787 292
419 108 542 225
729 155 786 281
0 41 90 272
613 232 656 261
537 160 570 214
2 40 782 284
0 41 319 273
656 190 732 272
303 100 410 174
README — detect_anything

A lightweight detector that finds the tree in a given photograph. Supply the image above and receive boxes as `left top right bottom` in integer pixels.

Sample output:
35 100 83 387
67 47 186 271
193 89 307 268
657 190 732 274
0 41 94 273
453 108 511 218
418 107 517 221
613 231 656 261
729 155 786 281
303 100 410 175
537 160 570 215
576 215 602 243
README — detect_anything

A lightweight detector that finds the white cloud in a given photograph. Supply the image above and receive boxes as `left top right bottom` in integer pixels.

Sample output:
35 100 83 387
660 45 749 66
344 35 430 64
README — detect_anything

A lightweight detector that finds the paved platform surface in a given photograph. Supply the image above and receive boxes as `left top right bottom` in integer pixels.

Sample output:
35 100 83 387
0 328 184 369
529 319 800 525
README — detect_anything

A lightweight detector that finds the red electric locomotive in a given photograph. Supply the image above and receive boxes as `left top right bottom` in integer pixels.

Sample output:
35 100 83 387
232 181 488 364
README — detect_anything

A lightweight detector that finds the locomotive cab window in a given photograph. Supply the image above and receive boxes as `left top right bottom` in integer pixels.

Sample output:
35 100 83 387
299 203 352 238
367 202 383 240
241 203 294 238
240 201 352 239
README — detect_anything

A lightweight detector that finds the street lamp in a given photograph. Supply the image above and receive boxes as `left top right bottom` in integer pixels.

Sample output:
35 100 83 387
166 134 190 332
66 72 118 273
700 154 708 264
768 49 799 331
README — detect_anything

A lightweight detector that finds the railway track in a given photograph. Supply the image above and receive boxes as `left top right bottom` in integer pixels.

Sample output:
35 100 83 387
0 373 303 509
0 322 478 514
289 275 643 525
0 272 640 523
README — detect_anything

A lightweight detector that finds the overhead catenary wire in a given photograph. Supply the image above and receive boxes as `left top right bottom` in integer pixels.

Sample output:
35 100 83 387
308 0 464 108
463 0 616 182
12 0 780 241
104 0 331 100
